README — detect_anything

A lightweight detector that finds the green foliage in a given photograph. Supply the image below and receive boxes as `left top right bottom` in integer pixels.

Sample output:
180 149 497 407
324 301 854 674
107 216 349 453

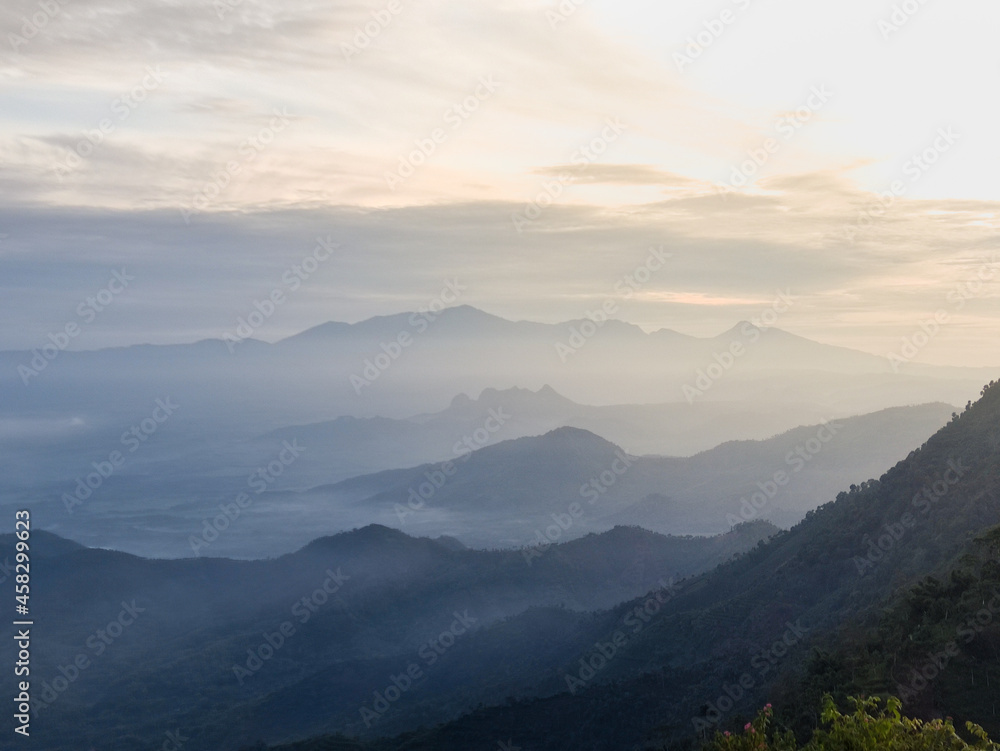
703 703 797 751
769 520 1000 741
705 696 1000 751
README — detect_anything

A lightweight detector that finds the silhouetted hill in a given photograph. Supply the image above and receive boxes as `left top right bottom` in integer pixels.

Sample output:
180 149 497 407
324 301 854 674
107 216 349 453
268 380 1000 751
291 403 956 547
238 384 872 488
0 529 86 558
0 521 774 751
0 306 988 471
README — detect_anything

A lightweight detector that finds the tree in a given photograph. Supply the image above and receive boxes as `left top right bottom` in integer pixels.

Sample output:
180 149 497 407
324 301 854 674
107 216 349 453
703 695 1000 750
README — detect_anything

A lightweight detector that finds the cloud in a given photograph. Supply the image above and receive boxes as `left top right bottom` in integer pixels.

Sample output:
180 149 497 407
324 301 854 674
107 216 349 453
1 0 999 367
635 291 771 306
0 0 748 211
0 192 997 367
176 97 261 116
533 163 704 188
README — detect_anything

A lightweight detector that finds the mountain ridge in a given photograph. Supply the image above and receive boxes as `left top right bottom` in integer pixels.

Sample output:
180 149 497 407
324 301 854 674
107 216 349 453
264 380 1000 751
1 305 993 377
288 401 957 548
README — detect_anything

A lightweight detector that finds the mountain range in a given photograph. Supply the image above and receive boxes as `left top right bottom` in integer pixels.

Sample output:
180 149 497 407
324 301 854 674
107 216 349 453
4 379 998 751
0 522 775 750
258 379 1000 751
22 399 955 557
271 401 955 549
1 306 989 447
2 306 998 751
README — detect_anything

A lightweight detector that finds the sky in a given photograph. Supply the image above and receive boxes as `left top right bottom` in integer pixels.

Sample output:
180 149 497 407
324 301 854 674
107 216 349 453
1 0 998 366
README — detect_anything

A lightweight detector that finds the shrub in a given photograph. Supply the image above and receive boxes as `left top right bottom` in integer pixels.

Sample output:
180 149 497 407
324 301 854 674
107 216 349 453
704 696 999 751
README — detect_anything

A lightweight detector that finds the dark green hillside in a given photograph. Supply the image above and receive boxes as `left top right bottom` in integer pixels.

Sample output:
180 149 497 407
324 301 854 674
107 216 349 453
770 524 1000 740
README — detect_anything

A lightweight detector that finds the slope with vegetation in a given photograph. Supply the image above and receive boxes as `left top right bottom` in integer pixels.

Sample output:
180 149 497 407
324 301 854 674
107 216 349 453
263 381 1000 751
0 522 774 751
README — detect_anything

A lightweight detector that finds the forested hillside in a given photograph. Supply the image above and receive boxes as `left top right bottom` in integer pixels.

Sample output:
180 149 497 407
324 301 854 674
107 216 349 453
264 381 1000 751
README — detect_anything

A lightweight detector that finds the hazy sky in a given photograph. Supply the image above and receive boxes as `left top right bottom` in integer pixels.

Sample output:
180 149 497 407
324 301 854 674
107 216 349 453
1 0 998 366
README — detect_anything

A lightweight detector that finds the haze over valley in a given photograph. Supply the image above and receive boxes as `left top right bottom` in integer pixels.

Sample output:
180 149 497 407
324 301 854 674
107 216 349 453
3 0 999 749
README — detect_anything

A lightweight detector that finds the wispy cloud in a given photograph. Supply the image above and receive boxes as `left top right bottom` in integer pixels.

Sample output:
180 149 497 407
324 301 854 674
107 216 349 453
1 0 998 366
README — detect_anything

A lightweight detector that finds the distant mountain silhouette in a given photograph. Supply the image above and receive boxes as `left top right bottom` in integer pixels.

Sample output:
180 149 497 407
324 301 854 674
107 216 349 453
0 306 988 445
220 385 956 490
290 402 957 547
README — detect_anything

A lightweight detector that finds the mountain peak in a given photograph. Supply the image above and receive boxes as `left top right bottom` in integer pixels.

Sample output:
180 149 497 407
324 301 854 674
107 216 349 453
437 304 492 318
449 392 474 408
455 424 624 465
298 524 424 554
281 306 512 343
435 386 579 421
715 320 759 339
537 425 620 449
